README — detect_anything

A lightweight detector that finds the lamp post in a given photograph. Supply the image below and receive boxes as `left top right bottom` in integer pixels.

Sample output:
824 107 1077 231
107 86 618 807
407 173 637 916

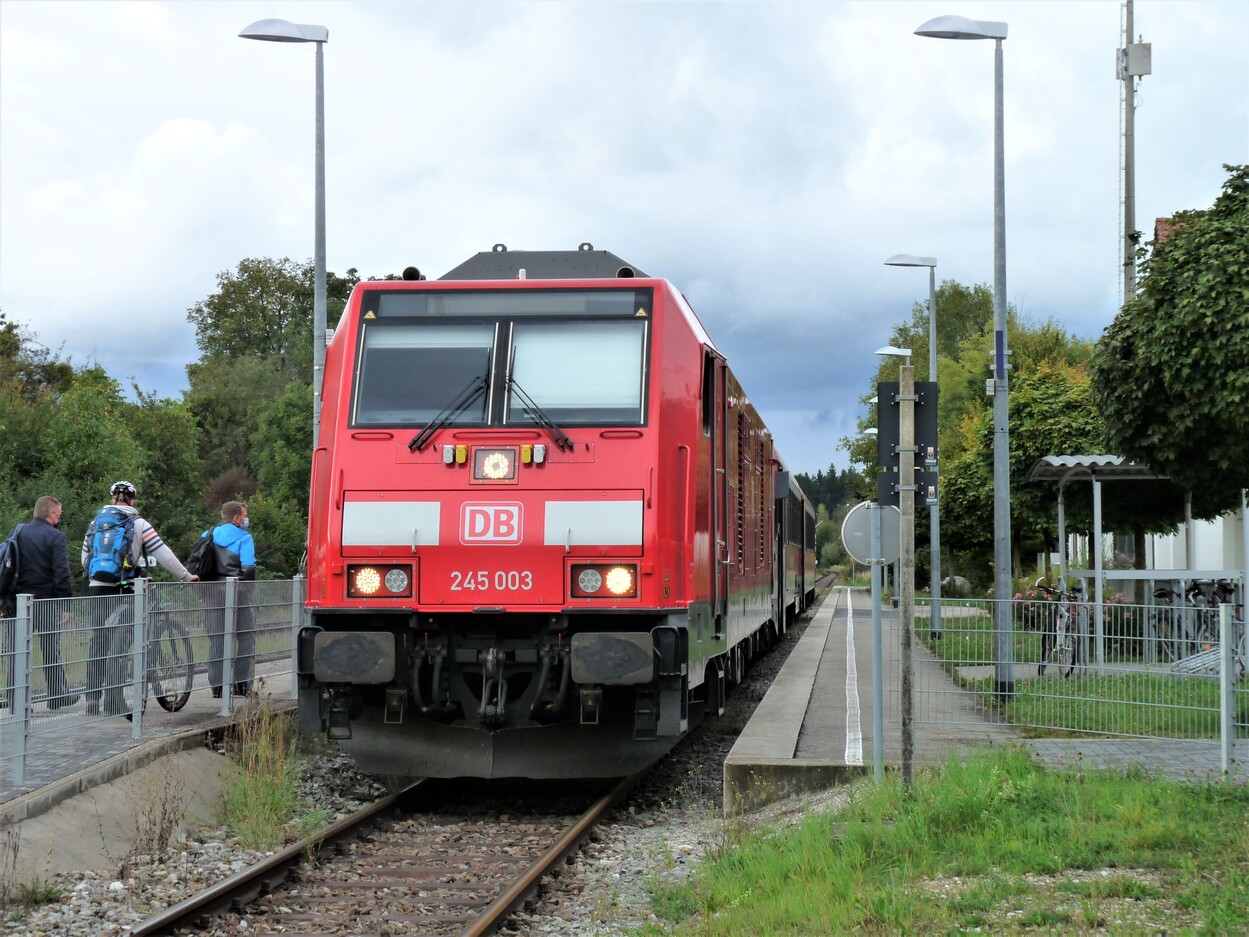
915 14 1012 696
876 344 914 786
239 19 329 451
885 253 941 640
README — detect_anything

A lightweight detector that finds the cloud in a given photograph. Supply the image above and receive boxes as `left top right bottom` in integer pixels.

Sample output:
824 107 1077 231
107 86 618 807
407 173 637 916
1 0 1246 477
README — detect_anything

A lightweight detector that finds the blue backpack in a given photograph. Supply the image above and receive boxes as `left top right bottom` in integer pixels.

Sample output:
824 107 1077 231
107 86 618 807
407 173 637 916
88 507 137 584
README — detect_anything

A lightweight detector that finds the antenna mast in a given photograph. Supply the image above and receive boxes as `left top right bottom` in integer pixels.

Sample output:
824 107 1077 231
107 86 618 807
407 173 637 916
1118 0 1151 304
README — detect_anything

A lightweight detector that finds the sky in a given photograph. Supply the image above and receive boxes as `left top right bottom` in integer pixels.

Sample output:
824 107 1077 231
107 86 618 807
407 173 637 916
1 0 1246 477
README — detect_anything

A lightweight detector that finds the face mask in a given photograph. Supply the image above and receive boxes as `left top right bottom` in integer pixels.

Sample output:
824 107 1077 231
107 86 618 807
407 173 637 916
241 518 250 530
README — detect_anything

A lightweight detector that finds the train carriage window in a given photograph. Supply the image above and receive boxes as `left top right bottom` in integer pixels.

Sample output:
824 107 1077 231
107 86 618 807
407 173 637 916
701 352 715 436
353 323 494 426
507 320 646 425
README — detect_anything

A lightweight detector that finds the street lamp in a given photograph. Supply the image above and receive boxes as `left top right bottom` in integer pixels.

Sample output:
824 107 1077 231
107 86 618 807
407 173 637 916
885 253 941 640
915 14 1012 697
239 18 329 450
875 344 915 785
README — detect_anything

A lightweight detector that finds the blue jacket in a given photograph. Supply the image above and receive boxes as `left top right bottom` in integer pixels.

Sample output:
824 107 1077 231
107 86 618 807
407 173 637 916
210 522 257 580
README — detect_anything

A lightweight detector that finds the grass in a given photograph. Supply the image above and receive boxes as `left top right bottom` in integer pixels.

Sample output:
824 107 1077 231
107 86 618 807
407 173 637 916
641 747 1249 934
219 698 304 848
908 605 1249 738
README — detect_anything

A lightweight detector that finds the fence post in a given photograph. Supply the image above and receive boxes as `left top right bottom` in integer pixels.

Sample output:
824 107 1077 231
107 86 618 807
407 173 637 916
221 578 237 715
1221 603 1234 773
291 576 304 701
131 578 147 738
8 594 33 786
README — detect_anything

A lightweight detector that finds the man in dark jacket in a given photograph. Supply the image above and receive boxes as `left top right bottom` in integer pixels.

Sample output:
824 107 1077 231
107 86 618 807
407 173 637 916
7 496 78 709
202 501 257 697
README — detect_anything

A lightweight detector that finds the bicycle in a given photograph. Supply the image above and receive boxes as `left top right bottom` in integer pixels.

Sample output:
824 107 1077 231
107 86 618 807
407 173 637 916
1036 578 1083 678
100 594 195 714
1185 580 1236 655
1149 586 1184 663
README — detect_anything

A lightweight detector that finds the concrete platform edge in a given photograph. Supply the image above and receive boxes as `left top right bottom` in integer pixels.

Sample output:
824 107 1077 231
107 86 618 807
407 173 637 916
725 758 867 815
723 588 844 815
0 728 218 829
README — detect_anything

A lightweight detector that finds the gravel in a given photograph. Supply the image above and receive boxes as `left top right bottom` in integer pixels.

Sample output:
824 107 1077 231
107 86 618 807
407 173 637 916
0 605 830 936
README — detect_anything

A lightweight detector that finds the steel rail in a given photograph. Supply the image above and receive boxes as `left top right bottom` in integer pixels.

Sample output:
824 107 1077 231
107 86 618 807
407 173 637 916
461 773 638 937
130 780 424 936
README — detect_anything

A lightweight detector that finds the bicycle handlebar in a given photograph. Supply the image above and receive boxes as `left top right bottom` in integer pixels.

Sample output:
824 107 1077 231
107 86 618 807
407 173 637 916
1034 579 1082 602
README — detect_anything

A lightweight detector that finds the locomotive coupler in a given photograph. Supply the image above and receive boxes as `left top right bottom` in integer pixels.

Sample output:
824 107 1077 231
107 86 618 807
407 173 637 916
384 687 406 724
579 685 602 724
326 688 353 741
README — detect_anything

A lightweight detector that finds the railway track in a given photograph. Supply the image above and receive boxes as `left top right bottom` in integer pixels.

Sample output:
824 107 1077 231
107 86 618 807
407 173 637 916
132 775 634 936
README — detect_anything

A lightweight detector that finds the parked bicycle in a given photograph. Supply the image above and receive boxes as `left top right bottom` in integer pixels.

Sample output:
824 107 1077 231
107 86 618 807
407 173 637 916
1186 580 1237 654
100 594 195 714
1149 586 1184 663
1036 578 1083 678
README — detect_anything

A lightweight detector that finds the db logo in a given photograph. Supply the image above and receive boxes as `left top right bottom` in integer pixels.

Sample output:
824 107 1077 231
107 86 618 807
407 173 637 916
460 503 523 544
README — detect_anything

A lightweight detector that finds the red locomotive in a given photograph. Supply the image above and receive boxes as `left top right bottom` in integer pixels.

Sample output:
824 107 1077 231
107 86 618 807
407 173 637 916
299 244 817 778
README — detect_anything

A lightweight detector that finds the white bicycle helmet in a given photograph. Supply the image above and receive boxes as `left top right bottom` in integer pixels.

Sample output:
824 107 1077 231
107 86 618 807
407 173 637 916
110 480 138 499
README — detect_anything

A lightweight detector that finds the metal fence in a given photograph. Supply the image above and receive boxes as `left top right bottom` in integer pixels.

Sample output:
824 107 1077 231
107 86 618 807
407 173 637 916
904 596 1247 750
1 578 303 787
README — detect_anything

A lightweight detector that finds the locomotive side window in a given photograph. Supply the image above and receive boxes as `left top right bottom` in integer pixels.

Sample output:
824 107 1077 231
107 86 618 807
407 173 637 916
353 323 494 426
507 320 646 425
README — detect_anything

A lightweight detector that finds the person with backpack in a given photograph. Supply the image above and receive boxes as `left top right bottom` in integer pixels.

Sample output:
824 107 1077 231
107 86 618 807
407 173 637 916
2 496 78 710
196 501 257 698
80 481 198 716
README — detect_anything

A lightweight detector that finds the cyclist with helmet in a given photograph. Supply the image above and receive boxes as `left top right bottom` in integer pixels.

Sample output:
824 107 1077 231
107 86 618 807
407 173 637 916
80 481 199 716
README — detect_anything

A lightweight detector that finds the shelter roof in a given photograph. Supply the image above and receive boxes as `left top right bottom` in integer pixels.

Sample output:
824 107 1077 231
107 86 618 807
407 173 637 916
1025 455 1164 484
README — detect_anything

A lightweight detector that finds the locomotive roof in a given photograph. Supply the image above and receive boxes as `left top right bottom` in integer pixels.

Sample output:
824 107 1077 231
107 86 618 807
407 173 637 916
439 244 647 280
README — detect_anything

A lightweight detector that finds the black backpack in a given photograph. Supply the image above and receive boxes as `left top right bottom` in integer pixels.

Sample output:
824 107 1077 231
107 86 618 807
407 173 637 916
187 531 219 580
0 523 24 612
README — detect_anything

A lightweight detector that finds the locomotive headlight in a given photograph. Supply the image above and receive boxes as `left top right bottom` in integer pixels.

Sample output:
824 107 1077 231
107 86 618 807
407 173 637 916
384 568 410 594
353 566 382 596
348 564 414 598
605 566 635 596
473 447 517 482
570 564 638 599
578 568 603 593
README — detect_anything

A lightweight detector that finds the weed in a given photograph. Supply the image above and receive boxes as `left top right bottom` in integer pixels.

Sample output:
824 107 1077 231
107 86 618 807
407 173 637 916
126 755 188 866
220 695 302 848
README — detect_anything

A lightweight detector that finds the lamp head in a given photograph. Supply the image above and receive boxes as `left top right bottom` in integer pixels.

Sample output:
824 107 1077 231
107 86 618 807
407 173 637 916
875 345 912 361
239 19 329 43
864 428 878 437
884 253 937 269
915 15 1007 40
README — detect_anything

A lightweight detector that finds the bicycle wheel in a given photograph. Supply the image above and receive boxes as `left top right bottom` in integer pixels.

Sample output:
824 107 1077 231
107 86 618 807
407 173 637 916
1055 626 1076 678
1154 614 1180 663
149 619 194 712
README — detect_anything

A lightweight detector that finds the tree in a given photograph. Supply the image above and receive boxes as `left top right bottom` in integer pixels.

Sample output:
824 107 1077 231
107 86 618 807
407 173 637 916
186 258 358 373
253 381 315 508
185 257 359 510
794 463 853 518
185 356 291 481
1091 164 1249 518
126 389 205 552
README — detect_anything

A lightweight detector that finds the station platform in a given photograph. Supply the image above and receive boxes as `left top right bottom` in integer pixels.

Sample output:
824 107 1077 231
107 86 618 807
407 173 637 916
0 664 294 825
725 586 1249 814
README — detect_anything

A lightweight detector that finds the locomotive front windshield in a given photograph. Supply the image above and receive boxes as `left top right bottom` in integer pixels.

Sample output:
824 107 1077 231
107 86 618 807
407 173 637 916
351 288 651 428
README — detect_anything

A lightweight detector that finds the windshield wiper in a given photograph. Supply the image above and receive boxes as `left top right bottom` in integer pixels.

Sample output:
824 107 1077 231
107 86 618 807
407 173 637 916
507 374 574 452
408 374 488 452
